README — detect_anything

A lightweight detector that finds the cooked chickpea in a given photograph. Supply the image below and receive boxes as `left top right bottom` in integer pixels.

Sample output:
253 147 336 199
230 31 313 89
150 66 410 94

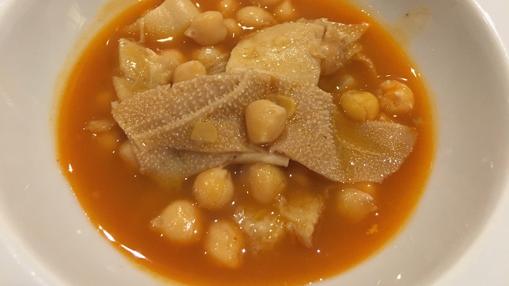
193 167 234 210
247 163 287 204
184 11 228 46
236 6 276 28
245 99 287 145
118 141 138 168
218 0 239 17
204 220 244 268
340 90 380 122
223 18 242 37
378 80 415 115
273 0 297 22
336 188 377 223
159 49 186 67
192 47 228 72
151 200 202 244
173 60 206 83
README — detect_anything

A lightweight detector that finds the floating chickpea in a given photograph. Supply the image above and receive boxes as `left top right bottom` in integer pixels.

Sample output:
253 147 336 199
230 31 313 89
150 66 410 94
247 163 287 204
159 49 186 68
193 167 234 210
192 47 228 74
236 6 276 28
185 11 228 46
151 200 202 244
336 188 377 223
273 0 297 22
377 80 415 115
340 90 380 122
218 0 239 17
204 220 245 268
245 99 287 145
173 60 207 83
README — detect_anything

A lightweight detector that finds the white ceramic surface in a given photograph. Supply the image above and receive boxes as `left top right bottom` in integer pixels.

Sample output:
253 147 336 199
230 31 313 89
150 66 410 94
0 0 508 285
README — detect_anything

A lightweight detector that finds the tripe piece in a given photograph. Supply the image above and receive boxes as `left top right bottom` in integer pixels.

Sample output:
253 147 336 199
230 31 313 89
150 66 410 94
141 0 200 40
227 19 369 84
278 189 324 247
227 21 324 85
114 39 183 100
112 72 416 183
234 205 286 252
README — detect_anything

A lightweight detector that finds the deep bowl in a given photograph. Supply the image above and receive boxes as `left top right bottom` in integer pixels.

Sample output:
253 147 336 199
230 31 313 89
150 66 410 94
0 0 508 285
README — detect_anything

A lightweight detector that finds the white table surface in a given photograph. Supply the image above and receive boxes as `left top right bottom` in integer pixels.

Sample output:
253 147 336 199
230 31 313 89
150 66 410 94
0 0 507 285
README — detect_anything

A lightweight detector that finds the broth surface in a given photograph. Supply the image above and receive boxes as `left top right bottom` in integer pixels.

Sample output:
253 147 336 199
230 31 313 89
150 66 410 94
57 0 434 285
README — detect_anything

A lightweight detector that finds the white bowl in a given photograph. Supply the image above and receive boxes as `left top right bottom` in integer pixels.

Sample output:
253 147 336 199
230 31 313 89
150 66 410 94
0 0 508 285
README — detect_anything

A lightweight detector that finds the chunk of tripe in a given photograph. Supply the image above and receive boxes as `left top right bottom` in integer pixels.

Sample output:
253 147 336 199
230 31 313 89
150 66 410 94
112 72 417 183
278 189 324 247
141 0 200 40
233 205 286 252
227 21 324 85
115 39 183 99
227 19 368 85
204 220 245 268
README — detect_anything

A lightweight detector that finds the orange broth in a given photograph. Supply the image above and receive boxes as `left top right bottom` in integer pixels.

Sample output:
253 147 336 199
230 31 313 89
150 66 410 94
57 0 435 285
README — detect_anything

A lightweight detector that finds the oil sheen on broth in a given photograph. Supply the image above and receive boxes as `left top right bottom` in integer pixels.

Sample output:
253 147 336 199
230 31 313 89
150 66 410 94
57 0 434 285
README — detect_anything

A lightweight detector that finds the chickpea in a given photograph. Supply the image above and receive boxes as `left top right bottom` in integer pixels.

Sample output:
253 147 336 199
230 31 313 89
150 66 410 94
192 47 228 72
159 49 186 67
184 11 228 46
378 80 415 115
204 220 244 268
236 6 276 28
118 141 138 168
247 163 287 204
273 0 297 22
336 188 377 223
193 167 234 210
245 99 287 145
223 18 242 37
173 60 206 83
340 90 380 122
218 0 239 17
151 200 202 244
